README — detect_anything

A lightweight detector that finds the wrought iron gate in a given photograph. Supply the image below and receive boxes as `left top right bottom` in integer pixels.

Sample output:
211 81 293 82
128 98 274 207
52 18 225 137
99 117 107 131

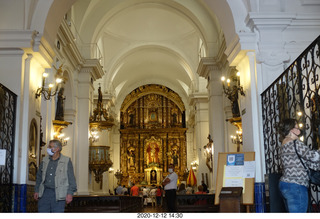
261 35 320 211
0 83 17 212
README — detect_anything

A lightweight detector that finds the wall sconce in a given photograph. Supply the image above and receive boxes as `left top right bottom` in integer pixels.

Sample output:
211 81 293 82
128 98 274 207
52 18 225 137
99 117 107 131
230 130 242 152
53 132 69 146
221 72 245 118
183 168 190 180
191 161 198 170
221 72 245 97
35 71 63 100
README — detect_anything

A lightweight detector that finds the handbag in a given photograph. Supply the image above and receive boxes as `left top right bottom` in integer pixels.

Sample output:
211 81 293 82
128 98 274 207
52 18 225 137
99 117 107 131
293 140 320 186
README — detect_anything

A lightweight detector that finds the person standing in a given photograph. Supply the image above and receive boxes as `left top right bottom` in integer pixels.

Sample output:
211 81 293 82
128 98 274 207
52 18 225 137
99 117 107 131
279 118 320 212
116 184 123 195
121 185 128 195
162 164 178 212
33 139 77 212
156 186 162 206
130 183 139 196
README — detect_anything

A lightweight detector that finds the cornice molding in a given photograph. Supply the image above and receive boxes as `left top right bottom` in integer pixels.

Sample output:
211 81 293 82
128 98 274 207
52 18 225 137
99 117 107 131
246 12 320 32
188 92 208 106
57 20 84 69
246 12 295 32
0 30 34 48
196 57 221 79
81 59 104 81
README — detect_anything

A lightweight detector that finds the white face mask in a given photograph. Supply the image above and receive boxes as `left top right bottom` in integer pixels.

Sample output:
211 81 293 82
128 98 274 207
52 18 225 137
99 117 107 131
168 168 173 173
47 148 55 156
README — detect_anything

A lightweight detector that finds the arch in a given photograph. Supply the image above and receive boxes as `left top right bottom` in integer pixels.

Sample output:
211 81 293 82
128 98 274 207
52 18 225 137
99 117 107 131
200 0 238 49
105 44 195 94
114 79 189 121
41 0 77 50
79 0 220 54
120 84 185 113
36 0 242 62
61 67 75 112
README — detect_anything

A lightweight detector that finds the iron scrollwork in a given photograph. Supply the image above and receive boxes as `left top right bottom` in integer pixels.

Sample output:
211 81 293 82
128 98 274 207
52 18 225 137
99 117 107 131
0 83 17 212
261 35 320 211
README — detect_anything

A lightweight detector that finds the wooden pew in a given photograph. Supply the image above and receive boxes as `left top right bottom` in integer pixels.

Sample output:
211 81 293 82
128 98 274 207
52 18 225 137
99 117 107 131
65 195 143 213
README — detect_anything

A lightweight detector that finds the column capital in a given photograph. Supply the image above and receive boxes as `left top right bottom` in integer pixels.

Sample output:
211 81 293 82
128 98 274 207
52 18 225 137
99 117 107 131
189 92 208 106
197 57 222 79
80 59 104 81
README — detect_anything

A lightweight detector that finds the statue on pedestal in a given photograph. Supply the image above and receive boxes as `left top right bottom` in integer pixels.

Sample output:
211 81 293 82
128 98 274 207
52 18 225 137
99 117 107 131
55 87 65 121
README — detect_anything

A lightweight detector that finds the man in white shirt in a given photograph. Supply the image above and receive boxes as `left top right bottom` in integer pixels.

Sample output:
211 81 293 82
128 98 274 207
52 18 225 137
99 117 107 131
162 164 178 212
116 185 123 195
121 185 128 195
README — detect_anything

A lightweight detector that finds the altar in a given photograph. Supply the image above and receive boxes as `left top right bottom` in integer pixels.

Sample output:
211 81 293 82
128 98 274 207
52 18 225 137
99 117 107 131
118 85 188 185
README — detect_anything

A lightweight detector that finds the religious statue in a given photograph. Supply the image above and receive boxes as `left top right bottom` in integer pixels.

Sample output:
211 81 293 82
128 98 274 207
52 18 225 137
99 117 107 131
146 142 159 165
171 108 178 125
204 135 213 172
129 110 135 125
150 170 157 184
127 148 135 168
168 139 180 166
90 85 114 123
172 150 179 166
228 85 240 118
55 87 65 121
98 86 103 107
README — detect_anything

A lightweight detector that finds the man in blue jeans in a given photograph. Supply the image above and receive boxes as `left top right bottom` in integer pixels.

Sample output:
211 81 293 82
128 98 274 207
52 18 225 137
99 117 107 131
162 164 178 212
33 140 77 212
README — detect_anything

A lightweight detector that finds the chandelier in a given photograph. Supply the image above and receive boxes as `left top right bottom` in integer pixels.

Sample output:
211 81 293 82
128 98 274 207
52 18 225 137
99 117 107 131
230 130 243 152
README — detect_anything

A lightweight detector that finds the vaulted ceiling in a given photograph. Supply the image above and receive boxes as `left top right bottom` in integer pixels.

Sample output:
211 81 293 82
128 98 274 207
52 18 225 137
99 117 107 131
70 0 223 111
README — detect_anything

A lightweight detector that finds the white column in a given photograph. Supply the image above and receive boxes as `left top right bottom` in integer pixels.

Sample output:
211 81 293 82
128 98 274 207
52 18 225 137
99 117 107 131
196 57 225 192
207 75 225 192
75 68 93 195
17 53 32 184
242 52 265 182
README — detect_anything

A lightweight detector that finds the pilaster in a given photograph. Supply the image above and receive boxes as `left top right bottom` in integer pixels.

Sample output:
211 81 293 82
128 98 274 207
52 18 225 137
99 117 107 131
189 92 209 188
75 67 94 195
17 53 33 184
196 57 226 191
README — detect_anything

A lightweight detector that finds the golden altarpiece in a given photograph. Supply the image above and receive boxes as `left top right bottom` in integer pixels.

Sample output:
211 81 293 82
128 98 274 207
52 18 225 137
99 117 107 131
119 84 187 186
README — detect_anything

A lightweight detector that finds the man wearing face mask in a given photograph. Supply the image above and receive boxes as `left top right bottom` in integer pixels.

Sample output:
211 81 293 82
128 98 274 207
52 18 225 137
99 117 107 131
162 164 178 212
33 139 77 212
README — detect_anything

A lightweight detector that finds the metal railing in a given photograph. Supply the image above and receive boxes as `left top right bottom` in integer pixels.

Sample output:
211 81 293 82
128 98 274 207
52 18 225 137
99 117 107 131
261 35 320 211
0 83 17 212
64 18 103 61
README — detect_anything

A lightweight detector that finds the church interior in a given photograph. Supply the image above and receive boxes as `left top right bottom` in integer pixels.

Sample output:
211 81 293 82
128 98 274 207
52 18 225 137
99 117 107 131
0 0 320 213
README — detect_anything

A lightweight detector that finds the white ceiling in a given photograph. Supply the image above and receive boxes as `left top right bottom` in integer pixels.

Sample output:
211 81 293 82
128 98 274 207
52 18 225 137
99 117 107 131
72 0 222 110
